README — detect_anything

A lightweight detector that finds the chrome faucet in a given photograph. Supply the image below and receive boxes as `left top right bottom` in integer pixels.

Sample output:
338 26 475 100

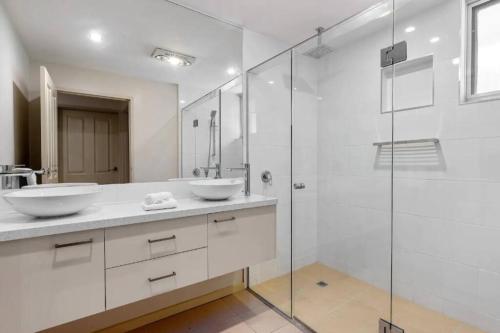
226 163 250 196
200 163 221 179
0 165 45 189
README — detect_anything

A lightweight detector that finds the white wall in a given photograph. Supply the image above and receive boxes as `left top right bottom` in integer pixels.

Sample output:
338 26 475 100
0 3 30 164
316 0 500 331
29 62 179 182
242 28 290 71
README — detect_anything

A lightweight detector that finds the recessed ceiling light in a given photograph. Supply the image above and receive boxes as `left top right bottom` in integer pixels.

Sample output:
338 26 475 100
268 80 275 85
452 57 460 65
88 30 102 43
430 36 440 43
180 100 186 104
227 67 237 75
317 96 323 101
405 26 416 33
152 48 195 67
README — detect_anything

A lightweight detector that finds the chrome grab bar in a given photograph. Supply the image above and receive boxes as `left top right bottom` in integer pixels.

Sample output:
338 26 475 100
213 216 236 223
148 235 176 243
148 271 176 282
54 238 93 249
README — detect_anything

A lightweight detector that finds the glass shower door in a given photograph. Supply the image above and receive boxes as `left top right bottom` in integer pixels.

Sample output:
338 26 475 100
392 0 500 332
247 51 293 316
291 3 395 331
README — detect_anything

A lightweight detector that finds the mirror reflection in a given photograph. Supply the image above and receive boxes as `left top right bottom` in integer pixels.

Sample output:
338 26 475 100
181 76 244 179
0 0 242 188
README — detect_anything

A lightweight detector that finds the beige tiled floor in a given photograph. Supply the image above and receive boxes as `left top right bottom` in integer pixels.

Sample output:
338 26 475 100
130 290 303 333
251 263 485 333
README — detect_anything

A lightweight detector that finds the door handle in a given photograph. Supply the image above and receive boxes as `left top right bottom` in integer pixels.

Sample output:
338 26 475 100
293 183 306 190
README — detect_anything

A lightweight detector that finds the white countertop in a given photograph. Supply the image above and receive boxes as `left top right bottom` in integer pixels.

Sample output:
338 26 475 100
0 194 277 242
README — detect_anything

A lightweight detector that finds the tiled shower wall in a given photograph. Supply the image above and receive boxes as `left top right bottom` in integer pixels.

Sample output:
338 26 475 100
317 0 500 330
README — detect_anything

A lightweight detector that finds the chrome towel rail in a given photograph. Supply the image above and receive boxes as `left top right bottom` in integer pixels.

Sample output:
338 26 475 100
373 138 439 147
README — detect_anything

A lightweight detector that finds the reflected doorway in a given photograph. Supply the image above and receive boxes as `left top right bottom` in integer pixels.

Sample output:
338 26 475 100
57 92 130 184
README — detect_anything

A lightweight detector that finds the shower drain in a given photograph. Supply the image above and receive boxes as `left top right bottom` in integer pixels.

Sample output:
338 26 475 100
316 281 328 287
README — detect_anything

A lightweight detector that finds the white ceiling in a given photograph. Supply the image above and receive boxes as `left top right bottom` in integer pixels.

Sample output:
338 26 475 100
173 0 383 44
1 0 243 104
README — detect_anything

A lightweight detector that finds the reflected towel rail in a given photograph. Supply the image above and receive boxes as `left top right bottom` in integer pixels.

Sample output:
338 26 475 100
373 138 439 146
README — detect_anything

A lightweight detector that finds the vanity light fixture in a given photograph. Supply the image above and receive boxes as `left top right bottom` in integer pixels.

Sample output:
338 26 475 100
88 30 102 43
405 26 416 33
152 48 195 67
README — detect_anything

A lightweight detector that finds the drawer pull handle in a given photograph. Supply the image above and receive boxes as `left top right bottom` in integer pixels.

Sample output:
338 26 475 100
148 235 176 244
214 216 236 223
148 271 176 282
54 238 93 249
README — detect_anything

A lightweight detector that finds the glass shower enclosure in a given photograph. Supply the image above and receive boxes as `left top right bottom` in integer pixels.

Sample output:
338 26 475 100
247 0 500 332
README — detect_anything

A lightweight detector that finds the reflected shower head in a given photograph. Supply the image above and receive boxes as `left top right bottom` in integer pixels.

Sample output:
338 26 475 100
304 27 334 59
210 110 217 118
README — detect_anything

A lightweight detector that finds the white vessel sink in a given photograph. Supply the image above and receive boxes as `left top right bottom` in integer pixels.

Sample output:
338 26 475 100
189 178 244 200
3 185 102 217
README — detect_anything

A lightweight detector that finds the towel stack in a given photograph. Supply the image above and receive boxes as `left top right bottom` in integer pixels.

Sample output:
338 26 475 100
142 192 178 211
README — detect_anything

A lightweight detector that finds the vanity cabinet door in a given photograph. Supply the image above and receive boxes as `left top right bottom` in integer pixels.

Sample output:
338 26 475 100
0 230 105 333
207 206 276 278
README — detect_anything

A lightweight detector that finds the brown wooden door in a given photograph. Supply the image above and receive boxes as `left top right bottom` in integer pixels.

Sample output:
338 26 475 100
59 109 121 184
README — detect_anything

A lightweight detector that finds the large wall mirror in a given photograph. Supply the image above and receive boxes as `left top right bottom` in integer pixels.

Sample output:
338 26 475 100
0 0 242 186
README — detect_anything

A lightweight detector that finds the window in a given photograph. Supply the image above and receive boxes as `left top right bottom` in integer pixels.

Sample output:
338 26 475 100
462 0 500 102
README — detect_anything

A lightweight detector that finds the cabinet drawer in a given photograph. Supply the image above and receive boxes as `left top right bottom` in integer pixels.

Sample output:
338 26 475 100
207 206 276 278
105 248 208 309
0 230 105 333
105 215 207 268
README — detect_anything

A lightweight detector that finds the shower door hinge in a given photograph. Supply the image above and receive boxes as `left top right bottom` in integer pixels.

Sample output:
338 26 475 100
380 41 407 67
379 319 404 333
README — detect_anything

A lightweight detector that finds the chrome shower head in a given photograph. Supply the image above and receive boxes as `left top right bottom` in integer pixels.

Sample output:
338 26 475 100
304 27 334 59
210 110 217 118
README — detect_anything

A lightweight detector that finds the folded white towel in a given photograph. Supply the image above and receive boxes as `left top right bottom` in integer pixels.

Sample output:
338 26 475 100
144 192 173 205
142 198 178 211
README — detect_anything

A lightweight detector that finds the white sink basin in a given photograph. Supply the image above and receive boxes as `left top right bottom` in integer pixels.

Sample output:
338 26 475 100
3 185 102 217
189 178 244 200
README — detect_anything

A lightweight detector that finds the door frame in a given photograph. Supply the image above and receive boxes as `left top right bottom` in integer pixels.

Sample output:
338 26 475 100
56 88 132 183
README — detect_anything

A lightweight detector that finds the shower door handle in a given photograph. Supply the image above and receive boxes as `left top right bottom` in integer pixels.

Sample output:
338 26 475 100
293 183 306 190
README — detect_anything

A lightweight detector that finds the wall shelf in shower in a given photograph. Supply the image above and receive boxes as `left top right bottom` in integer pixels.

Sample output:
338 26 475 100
372 138 440 146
